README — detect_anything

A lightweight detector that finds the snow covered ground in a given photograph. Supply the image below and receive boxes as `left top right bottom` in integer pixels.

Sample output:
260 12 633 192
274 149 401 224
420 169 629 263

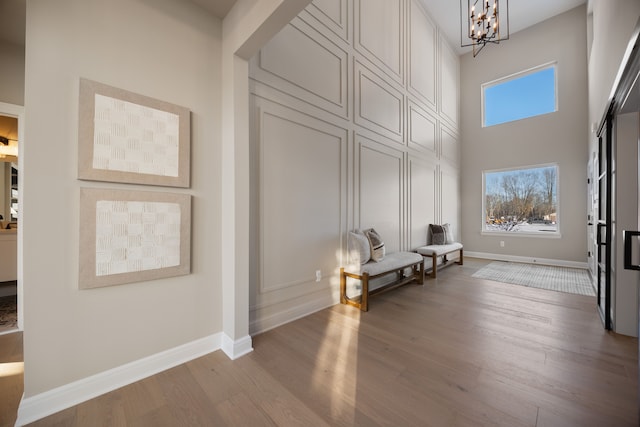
485 222 558 233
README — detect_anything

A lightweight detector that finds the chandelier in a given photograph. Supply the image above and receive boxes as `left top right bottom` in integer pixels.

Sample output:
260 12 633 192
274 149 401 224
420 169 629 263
461 0 509 57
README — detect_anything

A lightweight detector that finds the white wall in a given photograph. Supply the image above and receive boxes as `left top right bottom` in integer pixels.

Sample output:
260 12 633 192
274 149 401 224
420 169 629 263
23 0 223 396
613 112 639 336
248 0 461 333
460 6 588 264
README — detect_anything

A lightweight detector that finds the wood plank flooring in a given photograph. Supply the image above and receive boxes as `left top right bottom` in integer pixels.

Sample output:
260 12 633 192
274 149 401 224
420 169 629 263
0 330 23 427
6 258 639 426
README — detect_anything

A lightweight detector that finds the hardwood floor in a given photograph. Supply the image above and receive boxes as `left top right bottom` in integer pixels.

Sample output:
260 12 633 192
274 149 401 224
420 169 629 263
9 258 640 426
0 330 23 427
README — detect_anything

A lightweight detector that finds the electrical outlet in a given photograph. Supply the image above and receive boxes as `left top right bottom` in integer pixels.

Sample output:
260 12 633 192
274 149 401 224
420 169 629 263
500 241 505 247
316 270 322 282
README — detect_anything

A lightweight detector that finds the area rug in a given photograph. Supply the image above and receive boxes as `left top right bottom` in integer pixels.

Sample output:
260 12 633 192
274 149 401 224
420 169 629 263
472 261 595 296
0 294 18 333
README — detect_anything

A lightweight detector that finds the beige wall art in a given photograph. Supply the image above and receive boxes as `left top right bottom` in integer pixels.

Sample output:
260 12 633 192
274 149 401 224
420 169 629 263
79 188 191 289
78 78 191 187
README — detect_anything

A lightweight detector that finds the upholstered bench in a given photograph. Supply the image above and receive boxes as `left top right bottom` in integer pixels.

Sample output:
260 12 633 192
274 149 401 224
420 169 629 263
415 243 463 278
414 223 463 278
340 251 424 312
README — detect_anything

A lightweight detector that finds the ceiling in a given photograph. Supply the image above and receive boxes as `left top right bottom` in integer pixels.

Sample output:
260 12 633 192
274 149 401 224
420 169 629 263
187 0 589 53
0 0 586 55
420 0 588 55
190 0 237 19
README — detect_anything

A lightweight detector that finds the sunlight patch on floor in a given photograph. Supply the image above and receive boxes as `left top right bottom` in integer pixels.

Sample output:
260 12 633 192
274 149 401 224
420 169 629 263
0 361 23 378
311 306 360 422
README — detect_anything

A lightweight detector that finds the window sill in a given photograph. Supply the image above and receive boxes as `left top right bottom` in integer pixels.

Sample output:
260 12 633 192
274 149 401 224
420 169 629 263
481 230 562 239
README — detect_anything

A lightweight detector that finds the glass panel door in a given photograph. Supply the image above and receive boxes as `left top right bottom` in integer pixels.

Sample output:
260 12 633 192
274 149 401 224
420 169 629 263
596 116 612 329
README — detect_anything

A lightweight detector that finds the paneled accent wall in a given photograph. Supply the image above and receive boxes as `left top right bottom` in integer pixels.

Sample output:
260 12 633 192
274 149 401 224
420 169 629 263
249 0 460 333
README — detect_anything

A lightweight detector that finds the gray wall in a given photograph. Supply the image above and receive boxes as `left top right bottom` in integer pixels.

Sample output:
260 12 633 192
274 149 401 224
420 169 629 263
588 0 640 132
0 39 24 106
23 0 223 396
460 5 589 264
248 0 461 333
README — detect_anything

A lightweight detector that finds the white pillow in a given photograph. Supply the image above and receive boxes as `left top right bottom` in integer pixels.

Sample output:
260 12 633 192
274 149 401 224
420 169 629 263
349 230 371 264
442 223 455 244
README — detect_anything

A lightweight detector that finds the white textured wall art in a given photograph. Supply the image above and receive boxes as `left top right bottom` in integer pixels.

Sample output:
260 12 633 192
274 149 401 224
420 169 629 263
80 188 191 289
95 200 181 276
78 78 191 188
93 94 180 178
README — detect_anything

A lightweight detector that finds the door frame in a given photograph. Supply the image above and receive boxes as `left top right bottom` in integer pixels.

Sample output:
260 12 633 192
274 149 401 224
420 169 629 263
0 101 24 331
588 151 598 282
595 113 613 330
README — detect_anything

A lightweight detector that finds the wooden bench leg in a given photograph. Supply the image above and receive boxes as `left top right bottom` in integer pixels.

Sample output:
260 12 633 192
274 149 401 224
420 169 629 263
361 272 369 312
432 255 438 278
457 248 464 265
417 260 424 284
340 268 347 304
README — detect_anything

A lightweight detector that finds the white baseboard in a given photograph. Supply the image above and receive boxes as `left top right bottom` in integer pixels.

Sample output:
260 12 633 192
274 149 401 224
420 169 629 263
221 333 253 360
466 251 588 269
16 333 222 426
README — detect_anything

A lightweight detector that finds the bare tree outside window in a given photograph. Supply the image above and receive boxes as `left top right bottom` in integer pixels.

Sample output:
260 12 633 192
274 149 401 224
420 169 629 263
483 165 558 233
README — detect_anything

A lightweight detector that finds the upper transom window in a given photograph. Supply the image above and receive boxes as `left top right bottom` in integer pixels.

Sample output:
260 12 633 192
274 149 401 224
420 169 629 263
482 63 557 127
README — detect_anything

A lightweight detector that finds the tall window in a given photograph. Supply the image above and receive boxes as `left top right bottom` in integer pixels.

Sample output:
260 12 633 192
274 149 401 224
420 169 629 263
483 164 559 235
483 63 557 127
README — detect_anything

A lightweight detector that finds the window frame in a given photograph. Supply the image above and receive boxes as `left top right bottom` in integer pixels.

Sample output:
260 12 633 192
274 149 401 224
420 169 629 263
481 163 561 238
481 62 558 128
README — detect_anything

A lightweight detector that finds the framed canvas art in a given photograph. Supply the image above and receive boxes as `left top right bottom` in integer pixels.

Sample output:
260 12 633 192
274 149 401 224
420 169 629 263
79 188 191 289
78 78 190 187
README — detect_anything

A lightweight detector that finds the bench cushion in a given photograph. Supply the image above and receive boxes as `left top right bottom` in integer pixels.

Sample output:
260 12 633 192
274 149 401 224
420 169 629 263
415 242 463 257
345 251 423 276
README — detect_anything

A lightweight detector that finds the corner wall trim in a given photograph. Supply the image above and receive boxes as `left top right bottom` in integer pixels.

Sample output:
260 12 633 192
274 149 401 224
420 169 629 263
221 333 253 360
15 333 222 426
465 251 588 269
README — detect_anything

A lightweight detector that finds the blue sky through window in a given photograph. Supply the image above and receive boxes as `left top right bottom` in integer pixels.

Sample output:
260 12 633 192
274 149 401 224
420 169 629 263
483 65 556 127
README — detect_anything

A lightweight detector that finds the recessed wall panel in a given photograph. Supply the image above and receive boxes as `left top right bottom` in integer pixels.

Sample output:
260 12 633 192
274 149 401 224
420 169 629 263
357 136 403 253
409 156 437 249
260 105 346 292
408 101 437 153
255 19 348 117
306 0 349 42
409 0 437 110
441 166 460 240
440 39 459 126
441 125 459 166
355 61 404 142
354 0 403 83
